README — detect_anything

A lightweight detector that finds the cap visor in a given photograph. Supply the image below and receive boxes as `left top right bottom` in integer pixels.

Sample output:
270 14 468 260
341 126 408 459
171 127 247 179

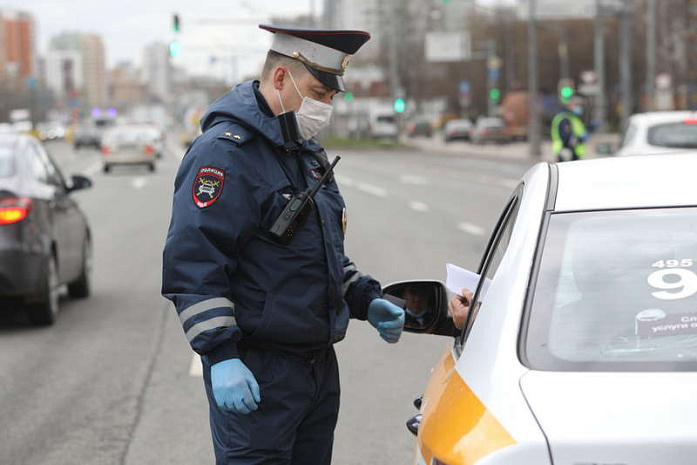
305 64 345 93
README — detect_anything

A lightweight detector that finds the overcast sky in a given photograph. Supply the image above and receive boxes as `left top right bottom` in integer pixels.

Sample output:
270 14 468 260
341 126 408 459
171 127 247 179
3 0 320 81
4 0 510 83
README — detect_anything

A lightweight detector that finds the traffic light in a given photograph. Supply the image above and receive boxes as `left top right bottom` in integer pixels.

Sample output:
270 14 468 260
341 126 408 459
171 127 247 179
393 98 406 114
169 41 182 58
560 86 574 102
343 92 354 102
172 13 181 33
558 78 575 104
490 87 501 102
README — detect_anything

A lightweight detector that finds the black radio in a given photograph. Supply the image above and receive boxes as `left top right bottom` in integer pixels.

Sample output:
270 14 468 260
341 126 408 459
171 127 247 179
269 156 340 244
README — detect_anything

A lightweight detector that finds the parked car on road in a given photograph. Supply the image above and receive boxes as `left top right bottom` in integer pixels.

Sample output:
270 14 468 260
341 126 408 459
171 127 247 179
0 134 93 325
407 119 433 138
368 111 398 141
443 119 473 142
389 154 697 465
471 117 510 145
614 111 697 157
73 125 101 150
101 124 159 173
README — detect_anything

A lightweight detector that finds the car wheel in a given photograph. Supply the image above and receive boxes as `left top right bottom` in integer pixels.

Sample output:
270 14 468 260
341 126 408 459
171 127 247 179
68 237 92 299
103 164 111 174
148 163 156 172
27 255 60 326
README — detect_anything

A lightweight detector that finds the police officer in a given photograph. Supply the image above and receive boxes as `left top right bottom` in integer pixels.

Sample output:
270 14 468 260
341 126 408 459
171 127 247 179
162 25 405 465
551 97 590 162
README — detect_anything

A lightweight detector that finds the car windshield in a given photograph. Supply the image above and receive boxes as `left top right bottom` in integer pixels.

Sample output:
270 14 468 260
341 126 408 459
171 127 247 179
0 147 13 177
526 207 697 372
377 116 395 124
647 122 697 149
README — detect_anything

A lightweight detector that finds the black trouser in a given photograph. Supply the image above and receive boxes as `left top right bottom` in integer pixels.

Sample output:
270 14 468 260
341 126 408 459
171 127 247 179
202 345 340 465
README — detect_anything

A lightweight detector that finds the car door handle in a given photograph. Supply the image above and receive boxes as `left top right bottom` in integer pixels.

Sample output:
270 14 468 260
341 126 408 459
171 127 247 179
406 413 422 436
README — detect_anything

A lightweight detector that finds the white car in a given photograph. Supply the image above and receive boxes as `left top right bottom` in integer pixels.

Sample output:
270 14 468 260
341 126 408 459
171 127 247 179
616 111 697 156
101 124 159 173
368 111 398 140
387 154 697 465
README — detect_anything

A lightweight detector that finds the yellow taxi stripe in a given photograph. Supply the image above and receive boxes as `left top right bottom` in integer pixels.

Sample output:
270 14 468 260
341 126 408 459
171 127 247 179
418 350 516 465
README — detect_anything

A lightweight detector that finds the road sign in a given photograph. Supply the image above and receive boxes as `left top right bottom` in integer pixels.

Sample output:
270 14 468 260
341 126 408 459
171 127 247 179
425 32 471 62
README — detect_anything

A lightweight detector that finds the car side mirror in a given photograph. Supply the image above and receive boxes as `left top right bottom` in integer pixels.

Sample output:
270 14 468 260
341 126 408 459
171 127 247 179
68 174 93 192
595 142 615 156
383 280 457 337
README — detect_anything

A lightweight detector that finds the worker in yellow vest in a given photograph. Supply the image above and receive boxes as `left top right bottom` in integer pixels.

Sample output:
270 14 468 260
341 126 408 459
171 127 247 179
551 98 590 162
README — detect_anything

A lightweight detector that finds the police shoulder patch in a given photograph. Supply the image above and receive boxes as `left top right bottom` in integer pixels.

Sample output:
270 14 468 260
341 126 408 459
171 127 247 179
192 166 225 208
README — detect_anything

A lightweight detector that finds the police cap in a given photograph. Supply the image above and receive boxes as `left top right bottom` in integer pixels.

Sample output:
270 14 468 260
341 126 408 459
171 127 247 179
260 24 371 93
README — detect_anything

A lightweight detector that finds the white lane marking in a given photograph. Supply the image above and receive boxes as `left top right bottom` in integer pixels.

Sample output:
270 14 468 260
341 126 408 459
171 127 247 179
409 201 430 212
132 177 148 190
189 353 203 377
458 222 486 236
356 182 387 198
82 161 102 176
335 174 355 187
336 175 386 197
399 174 429 185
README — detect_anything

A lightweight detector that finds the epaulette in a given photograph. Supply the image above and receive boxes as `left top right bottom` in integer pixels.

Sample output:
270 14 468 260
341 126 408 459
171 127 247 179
217 124 254 146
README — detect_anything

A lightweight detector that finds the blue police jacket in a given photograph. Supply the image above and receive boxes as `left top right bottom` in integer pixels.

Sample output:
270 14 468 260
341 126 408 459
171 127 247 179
162 81 382 364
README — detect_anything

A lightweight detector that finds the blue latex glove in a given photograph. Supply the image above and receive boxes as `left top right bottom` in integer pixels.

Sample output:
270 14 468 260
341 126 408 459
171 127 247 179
367 298 405 343
210 358 261 414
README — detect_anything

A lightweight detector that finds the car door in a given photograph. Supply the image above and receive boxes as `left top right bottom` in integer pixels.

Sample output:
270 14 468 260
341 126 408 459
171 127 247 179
456 186 521 352
29 141 81 283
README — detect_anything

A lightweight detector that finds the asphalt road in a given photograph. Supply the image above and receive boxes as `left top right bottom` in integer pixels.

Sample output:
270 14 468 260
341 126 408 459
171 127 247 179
0 138 532 464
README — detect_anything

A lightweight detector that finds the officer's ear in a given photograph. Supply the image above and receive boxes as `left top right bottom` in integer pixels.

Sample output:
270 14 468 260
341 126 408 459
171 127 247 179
272 66 289 92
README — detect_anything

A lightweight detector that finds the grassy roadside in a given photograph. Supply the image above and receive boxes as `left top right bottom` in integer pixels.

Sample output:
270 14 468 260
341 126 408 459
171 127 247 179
320 136 410 150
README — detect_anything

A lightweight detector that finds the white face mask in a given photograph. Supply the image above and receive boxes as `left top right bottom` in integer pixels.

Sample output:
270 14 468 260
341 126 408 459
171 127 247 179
277 70 333 140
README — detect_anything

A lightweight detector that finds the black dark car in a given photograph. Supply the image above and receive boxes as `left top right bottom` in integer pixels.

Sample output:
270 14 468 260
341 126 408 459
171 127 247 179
0 134 93 325
73 125 101 150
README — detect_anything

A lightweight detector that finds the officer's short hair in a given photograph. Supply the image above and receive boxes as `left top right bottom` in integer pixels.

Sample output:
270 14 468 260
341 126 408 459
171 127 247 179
261 50 308 82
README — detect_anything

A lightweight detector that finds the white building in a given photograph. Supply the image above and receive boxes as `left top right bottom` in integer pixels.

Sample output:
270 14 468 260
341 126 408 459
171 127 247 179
47 32 107 109
45 50 83 101
142 42 171 104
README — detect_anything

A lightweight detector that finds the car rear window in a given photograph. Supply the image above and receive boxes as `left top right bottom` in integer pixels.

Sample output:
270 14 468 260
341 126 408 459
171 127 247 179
478 118 504 128
526 208 697 372
447 121 471 129
103 129 150 145
0 147 14 177
647 122 697 149
376 116 395 124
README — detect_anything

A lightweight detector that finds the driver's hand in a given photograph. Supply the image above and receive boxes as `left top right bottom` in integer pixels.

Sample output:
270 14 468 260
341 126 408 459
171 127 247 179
449 288 474 330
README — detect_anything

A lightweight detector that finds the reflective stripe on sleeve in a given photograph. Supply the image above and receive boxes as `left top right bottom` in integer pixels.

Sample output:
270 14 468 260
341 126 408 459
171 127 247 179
343 267 364 295
185 316 237 343
178 297 235 326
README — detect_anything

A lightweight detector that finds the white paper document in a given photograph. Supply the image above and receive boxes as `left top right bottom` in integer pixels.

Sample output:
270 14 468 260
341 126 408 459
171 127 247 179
445 263 491 296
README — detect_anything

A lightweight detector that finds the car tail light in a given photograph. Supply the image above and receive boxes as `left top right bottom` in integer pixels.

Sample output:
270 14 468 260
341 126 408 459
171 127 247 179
684 119 697 125
145 145 154 155
0 197 33 225
102 145 110 155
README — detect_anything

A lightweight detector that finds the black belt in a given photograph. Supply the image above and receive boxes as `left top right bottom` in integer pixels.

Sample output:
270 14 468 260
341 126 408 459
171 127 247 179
237 340 332 364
